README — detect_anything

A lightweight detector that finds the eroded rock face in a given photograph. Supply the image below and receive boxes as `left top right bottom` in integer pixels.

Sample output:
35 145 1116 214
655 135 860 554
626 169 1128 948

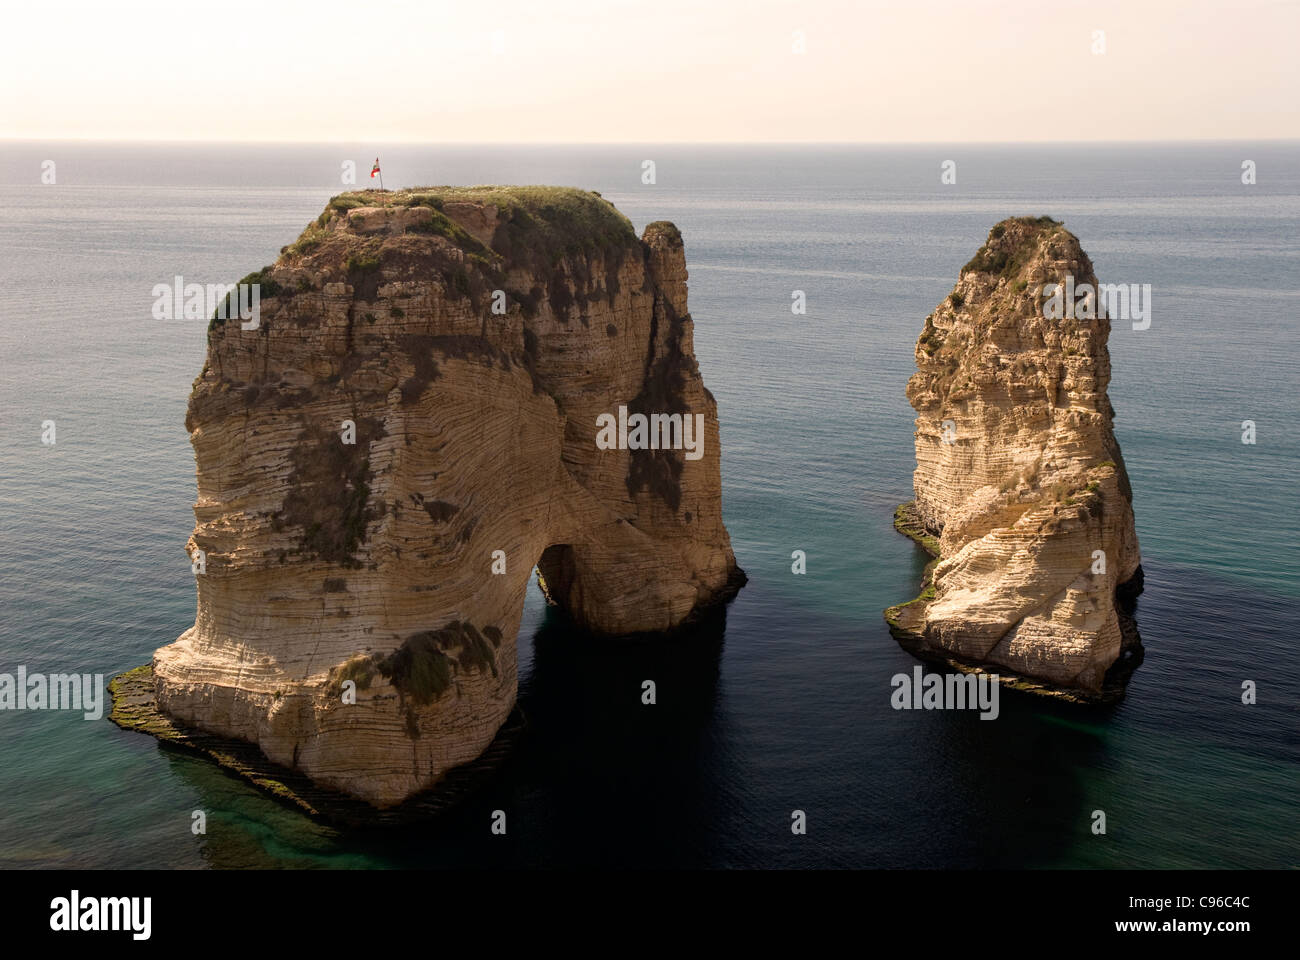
887 217 1142 697
153 187 743 807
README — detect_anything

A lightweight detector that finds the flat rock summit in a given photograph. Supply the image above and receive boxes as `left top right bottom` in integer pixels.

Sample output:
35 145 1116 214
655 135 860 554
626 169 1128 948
152 187 744 807
887 217 1144 699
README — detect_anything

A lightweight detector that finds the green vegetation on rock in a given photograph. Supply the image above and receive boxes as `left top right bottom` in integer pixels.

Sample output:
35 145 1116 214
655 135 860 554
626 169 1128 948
372 620 502 708
208 266 281 333
326 655 373 698
643 220 683 245
328 185 638 264
277 417 387 568
961 216 1064 279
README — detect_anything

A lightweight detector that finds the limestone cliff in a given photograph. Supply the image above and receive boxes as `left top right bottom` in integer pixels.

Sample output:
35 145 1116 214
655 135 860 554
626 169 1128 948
886 217 1143 698
153 187 743 807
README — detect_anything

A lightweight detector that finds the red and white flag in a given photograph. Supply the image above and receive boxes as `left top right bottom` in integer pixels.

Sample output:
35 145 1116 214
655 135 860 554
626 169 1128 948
370 158 381 178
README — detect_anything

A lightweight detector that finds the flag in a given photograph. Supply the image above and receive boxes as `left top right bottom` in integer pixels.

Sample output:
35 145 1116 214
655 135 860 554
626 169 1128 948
370 159 381 179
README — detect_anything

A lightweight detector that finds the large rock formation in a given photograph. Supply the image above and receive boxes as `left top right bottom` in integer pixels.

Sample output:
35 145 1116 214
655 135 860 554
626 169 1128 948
886 217 1143 698
153 187 743 807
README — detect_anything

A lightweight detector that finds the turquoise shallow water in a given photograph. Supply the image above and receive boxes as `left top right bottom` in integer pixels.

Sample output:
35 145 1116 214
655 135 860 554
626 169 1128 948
0 142 1296 868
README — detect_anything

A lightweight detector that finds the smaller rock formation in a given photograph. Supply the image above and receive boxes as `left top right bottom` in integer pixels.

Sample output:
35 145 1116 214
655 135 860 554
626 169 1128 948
886 217 1143 699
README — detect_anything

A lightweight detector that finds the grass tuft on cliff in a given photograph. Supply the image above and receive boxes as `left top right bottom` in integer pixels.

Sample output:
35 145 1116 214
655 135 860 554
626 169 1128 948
285 186 644 326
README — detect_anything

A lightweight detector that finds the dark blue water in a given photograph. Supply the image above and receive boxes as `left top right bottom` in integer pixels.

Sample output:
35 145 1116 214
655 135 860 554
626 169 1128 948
0 143 1296 867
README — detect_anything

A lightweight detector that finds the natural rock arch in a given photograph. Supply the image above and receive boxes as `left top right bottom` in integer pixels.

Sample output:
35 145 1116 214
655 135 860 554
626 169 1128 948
152 188 744 807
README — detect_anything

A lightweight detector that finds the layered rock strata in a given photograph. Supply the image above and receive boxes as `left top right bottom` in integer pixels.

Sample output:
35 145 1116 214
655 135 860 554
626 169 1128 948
886 217 1143 698
153 187 743 807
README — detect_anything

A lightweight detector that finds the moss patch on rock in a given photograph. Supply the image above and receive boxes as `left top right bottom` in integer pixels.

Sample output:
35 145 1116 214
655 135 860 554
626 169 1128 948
325 655 373 698
278 416 387 568
374 633 454 705
892 501 940 556
960 216 1063 279
371 621 503 709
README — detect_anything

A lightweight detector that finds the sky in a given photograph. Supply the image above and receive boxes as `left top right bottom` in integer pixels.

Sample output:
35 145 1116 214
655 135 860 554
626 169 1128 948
1 0 1296 142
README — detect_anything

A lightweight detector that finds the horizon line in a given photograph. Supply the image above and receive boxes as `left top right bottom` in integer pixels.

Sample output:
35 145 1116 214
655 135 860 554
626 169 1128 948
2 137 1298 147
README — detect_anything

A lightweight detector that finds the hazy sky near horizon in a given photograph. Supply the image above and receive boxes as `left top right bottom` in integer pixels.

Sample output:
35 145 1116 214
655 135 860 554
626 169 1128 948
2 0 1296 142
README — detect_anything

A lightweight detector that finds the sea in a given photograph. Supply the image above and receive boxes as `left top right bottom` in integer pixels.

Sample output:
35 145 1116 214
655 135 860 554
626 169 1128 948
0 142 1296 868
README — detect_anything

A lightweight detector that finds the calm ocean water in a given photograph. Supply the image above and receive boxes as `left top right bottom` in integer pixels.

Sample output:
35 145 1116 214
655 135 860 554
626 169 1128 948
0 142 1296 868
